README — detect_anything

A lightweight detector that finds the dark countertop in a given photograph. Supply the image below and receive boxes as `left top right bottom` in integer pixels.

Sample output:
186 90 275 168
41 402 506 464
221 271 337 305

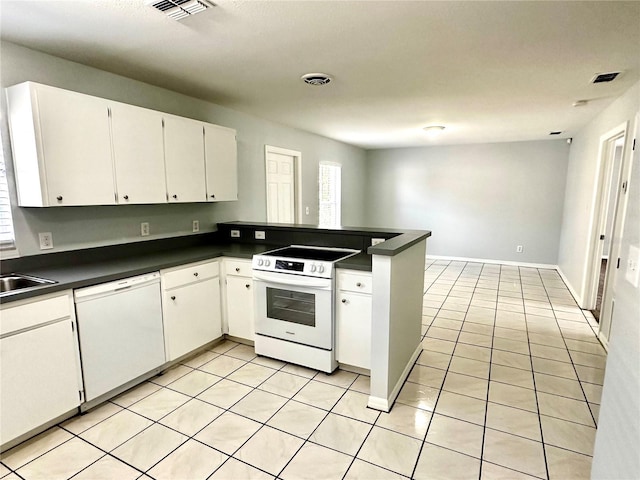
0 242 373 304
1 222 431 305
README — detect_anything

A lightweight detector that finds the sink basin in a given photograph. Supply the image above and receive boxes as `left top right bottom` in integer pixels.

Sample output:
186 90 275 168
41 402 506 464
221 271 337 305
0 274 57 294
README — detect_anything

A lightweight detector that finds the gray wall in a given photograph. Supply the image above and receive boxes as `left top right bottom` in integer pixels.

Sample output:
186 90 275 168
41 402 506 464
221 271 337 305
558 81 640 305
0 41 367 257
584 92 640 478
364 140 570 264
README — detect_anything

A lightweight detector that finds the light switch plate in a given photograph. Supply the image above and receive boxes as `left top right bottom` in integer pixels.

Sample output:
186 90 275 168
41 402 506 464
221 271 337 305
141 222 150 236
192 220 200 233
625 244 640 288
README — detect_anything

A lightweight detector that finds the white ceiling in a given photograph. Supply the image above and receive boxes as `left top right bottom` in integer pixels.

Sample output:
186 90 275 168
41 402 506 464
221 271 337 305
1 0 639 149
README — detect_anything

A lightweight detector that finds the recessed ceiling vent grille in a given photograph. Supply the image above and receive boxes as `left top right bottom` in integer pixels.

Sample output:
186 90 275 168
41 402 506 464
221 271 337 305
591 72 621 84
301 73 333 86
146 0 214 21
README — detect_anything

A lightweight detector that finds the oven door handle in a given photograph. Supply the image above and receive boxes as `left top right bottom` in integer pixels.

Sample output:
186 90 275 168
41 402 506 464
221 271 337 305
252 270 332 289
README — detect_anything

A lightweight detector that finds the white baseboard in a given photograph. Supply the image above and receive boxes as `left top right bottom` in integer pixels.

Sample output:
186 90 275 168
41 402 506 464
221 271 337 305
557 267 585 307
367 343 422 412
426 255 557 270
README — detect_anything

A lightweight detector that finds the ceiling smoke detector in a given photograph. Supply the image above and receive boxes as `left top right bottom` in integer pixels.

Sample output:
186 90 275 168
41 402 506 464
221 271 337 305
301 73 333 86
146 0 215 21
591 71 622 84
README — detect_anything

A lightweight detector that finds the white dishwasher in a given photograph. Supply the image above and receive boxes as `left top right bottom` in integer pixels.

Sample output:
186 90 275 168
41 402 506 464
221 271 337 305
74 272 165 402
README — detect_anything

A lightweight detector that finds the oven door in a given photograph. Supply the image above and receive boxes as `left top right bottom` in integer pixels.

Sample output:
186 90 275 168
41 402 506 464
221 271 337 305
253 270 333 350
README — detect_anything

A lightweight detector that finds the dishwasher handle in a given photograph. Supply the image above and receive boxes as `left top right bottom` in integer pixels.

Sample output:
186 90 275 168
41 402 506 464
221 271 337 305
74 272 160 302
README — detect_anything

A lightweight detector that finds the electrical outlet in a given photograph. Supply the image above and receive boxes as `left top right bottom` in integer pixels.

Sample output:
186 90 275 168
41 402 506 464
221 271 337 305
625 244 640 288
230 229 240 238
516 245 524 253
192 220 200 233
39 232 53 250
371 238 385 246
255 231 266 240
141 222 150 237
305 206 310 215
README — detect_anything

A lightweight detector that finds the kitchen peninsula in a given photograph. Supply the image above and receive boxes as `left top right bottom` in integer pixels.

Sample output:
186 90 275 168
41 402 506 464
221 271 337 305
0 221 430 449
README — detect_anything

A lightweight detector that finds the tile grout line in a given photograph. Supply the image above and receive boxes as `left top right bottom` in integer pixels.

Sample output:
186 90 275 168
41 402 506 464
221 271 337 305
477 262 501 480
410 260 476 479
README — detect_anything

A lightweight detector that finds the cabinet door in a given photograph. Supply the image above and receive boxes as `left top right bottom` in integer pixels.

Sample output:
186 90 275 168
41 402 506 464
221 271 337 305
336 292 372 369
204 124 237 202
110 103 166 204
163 116 206 203
0 319 80 445
163 278 222 361
226 276 255 341
36 86 115 206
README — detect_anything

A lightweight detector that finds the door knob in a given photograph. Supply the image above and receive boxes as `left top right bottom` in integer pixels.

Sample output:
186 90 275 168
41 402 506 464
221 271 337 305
356 282 363 287
210 194 215 199
123 195 129 200
341 299 348 304
245 284 250 289
56 195 63 201
172 194 178 199
171 296 176 301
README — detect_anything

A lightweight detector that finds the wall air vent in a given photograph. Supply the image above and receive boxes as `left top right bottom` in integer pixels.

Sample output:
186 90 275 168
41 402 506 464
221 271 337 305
591 72 621 84
146 0 215 21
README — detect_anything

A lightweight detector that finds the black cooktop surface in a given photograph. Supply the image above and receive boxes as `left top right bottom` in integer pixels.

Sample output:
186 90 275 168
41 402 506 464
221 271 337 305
262 246 356 262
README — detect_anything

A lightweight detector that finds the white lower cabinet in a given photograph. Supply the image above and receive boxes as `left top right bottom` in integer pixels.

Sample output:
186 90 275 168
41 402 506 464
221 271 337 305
161 260 222 361
336 270 372 370
223 258 255 341
0 292 82 448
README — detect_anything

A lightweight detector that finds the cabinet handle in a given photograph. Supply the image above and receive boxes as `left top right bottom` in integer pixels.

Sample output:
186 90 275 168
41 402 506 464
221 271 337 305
171 296 176 300
172 194 178 199
56 195 63 201
235 267 240 272
123 195 129 200
245 284 250 289
194 272 199 277
341 298 348 304
210 194 215 199
356 282 363 287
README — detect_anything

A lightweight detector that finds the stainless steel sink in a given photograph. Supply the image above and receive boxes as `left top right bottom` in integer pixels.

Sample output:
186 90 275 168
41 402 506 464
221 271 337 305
0 274 57 294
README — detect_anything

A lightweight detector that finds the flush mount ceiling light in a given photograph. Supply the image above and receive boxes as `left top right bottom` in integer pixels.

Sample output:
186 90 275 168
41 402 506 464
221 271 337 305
301 73 333 86
422 125 446 135
591 71 622 84
146 0 215 21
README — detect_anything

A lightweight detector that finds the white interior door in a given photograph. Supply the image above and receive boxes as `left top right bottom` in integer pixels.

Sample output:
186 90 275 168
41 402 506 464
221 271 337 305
265 148 297 223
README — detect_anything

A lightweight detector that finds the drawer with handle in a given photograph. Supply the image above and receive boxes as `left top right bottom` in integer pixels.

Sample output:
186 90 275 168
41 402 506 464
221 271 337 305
337 270 372 294
225 258 252 277
161 260 219 290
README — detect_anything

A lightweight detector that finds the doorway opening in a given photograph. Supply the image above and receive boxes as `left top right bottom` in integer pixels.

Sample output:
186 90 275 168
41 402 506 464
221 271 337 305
264 145 302 224
590 135 625 322
586 123 629 347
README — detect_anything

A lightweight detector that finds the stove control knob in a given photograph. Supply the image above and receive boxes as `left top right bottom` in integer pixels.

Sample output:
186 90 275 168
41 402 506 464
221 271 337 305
257 259 264 266
318 265 325 273
310 264 317 273
264 260 271 267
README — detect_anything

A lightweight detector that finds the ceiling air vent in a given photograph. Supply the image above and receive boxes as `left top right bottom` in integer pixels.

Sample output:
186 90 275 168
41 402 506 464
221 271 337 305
146 0 214 21
301 73 333 86
549 131 562 135
591 72 621 84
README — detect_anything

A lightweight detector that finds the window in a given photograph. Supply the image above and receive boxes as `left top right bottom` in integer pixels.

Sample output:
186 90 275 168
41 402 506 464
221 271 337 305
318 162 341 228
0 132 16 251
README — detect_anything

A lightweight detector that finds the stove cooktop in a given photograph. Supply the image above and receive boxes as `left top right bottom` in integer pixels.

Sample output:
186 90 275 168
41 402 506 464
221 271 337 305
261 246 357 262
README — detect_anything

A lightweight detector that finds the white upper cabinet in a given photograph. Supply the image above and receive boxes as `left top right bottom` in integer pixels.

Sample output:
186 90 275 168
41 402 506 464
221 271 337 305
110 102 167 204
204 124 237 202
6 82 115 206
163 115 207 203
6 82 238 207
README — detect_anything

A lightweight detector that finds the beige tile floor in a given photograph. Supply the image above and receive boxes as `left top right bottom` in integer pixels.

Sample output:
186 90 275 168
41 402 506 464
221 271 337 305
0 260 606 479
